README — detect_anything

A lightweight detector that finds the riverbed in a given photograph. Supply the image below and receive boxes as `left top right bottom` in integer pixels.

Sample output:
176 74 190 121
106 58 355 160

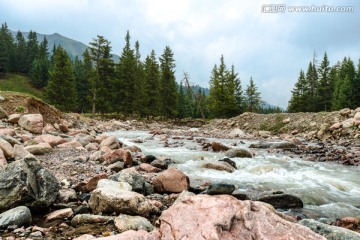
108 130 360 220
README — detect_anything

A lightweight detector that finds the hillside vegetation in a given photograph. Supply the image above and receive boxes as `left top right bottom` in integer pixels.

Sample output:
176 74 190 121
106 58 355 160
0 74 43 98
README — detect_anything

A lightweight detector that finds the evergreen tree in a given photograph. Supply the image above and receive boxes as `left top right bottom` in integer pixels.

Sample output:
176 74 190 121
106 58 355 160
29 37 50 88
143 50 160 117
44 46 77 111
26 31 39 73
115 31 136 115
159 46 178 118
177 83 186 118
14 31 27 73
317 52 332 111
74 53 91 113
207 56 241 118
245 77 261 112
305 61 318 112
288 70 308 112
133 41 146 116
0 23 14 76
184 86 194 117
88 35 114 114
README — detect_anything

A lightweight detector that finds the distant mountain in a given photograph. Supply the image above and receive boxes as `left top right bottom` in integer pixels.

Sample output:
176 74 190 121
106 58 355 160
10 31 120 62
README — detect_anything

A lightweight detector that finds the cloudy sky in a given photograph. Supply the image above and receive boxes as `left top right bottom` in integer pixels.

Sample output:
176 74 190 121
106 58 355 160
1 0 359 108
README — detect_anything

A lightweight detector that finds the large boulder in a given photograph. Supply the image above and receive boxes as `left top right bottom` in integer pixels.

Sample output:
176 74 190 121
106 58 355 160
0 206 32 229
0 155 60 211
88 188 157 217
152 168 189 193
158 195 325 240
18 114 44 134
300 219 360 240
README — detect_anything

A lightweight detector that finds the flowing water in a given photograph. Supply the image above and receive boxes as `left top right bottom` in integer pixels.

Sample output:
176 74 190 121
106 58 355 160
108 130 360 219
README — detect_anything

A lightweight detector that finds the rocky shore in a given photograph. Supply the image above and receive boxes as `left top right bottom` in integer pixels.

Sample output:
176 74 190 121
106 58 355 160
0 93 359 239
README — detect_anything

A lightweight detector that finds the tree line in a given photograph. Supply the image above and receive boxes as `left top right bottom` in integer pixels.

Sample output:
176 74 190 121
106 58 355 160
288 52 360 112
0 22 269 119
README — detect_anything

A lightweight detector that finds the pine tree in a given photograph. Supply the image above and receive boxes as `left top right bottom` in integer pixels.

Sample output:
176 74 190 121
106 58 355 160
288 70 308 112
245 77 261 112
0 23 14 76
44 47 77 112
29 37 50 88
143 50 160 117
74 54 91 113
317 52 332 111
159 46 178 118
88 35 114 114
305 61 318 112
184 86 194 117
115 31 136 115
133 41 146 116
14 31 27 73
177 83 186 118
26 31 39 73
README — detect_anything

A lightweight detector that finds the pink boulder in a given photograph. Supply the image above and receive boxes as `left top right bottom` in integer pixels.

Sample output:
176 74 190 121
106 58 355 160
18 114 44 134
152 168 189 193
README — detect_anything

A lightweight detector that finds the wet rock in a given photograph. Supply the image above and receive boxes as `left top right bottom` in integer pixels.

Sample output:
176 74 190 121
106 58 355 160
300 219 360 240
158 195 325 240
71 214 113 226
203 161 235 173
335 217 360 233
0 206 32 229
144 155 156 163
7 113 22 124
152 168 189 193
114 214 154 233
0 137 14 158
219 157 237 169
225 147 252 158
0 155 59 211
74 173 108 193
99 136 122 150
150 159 170 170
257 194 303 209
45 208 73 222
18 114 44 134
34 134 67 147
96 179 132 192
211 142 230 152
109 171 147 194
89 188 157 217
202 183 235 195
24 142 53 155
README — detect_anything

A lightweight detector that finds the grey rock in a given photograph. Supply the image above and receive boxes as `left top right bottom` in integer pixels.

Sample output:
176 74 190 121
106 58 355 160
0 206 32 229
109 171 147 194
202 183 235 195
96 179 132 191
225 147 253 158
300 219 360 240
71 214 113 226
257 194 303 209
219 157 237 169
203 161 235 173
249 141 297 149
0 155 60 211
114 214 154 233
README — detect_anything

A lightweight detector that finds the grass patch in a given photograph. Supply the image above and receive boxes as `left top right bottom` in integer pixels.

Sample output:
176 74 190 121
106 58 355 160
0 74 43 99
